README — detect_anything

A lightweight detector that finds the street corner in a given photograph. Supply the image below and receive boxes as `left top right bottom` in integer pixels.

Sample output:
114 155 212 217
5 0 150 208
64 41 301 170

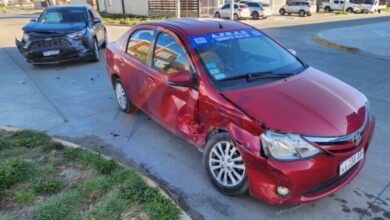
313 21 390 61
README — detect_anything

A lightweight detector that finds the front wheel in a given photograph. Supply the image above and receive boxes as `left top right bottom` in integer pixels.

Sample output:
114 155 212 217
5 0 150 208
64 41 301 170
252 11 260 20
215 12 221 18
279 8 286 15
233 13 239 21
101 30 108 49
203 132 248 195
89 38 99 62
299 10 306 17
346 8 354 13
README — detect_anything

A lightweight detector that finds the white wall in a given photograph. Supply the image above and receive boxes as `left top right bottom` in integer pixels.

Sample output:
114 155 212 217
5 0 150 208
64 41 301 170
124 0 148 16
70 0 88 5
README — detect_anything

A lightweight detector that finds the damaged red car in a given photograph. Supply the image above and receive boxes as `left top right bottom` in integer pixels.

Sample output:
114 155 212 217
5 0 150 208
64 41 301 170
105 19 375 205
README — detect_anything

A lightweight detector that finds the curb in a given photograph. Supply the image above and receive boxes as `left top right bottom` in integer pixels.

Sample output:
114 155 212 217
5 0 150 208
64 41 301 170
312 33 359 53
313 33 390 61
0 124 192 220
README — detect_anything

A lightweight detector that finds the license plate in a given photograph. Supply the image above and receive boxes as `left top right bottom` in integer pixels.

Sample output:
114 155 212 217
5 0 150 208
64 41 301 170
339 148 364 176
43 50 60 57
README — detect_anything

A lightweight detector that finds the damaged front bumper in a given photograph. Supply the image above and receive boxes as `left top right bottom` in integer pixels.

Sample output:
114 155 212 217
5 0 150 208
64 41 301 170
15 36 93 64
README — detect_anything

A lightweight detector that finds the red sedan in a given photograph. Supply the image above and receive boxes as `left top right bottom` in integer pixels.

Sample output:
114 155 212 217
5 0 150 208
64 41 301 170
105 19 375 205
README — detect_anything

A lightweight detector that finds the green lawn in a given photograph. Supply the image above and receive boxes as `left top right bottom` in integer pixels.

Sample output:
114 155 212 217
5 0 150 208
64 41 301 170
101 13 170 25
0 130 180 220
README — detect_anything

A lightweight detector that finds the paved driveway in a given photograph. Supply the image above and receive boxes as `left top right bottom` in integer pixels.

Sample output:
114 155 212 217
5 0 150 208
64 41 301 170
0 11 389 220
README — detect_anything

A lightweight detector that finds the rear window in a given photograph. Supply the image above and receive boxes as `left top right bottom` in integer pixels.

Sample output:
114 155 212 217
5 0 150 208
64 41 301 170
126 29 155 64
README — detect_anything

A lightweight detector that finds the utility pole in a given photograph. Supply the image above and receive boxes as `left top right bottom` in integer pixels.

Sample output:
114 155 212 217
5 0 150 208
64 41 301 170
176 0 181 18
230 0 234 20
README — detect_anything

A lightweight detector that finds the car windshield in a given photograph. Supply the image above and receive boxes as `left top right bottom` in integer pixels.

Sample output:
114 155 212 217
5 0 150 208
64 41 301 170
189 28 305 89
38 8 87 24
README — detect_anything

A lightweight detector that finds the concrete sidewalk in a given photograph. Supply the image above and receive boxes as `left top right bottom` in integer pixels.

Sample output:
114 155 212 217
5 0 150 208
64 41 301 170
314 21 390 60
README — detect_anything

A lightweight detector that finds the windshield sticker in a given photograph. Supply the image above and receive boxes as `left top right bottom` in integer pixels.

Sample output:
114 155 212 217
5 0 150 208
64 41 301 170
188 29 263 48
205 62 226 80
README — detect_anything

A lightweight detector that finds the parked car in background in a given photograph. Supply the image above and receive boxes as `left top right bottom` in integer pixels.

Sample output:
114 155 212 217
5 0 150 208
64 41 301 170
105 18 375 205
360 0 387 13
16 5 107 65
214 3 251 20
322 0 360 13
239 1 272 19
279 1 316 16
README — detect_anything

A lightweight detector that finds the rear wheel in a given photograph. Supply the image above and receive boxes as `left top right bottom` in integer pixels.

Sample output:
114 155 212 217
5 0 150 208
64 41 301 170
114 78 136 113
203 132 248 195
324 6 331 13
299 10 306 17
279 8 286 15
234 13 239 20
252 11 260 20
89 38 99 62
215 12 221 18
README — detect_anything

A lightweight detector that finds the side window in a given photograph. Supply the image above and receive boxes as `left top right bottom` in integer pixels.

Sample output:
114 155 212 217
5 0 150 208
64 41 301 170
234 4 238 9
153 32 190 74
334 0 340 3
127 29 154 64
222 4 230 9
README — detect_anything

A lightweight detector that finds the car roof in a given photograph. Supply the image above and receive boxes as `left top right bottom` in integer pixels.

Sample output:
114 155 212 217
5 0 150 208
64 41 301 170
46 4 91 10
142 18 252 36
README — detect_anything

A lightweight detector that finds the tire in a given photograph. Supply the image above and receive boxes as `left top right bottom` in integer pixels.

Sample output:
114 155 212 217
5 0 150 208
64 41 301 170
101 30 107 49
324 6 331 13
90 38 99 62
234 13 239 21
203 132 248 196
114 78 136 113
215 12 220 18
252 11 260 20
299 10 306 17
346 8 353 13
279 8 286 15
288 13 291 15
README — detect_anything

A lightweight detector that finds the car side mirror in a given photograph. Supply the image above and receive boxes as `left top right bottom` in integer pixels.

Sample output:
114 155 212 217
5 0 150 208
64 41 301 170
166 70 193 87
93 17 102 24
288 48 297 56
30 18 37 22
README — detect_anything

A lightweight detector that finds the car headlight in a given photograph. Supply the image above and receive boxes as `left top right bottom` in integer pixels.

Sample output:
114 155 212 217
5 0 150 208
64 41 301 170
22 33 29 42
261 131 321 161
67 29 87 38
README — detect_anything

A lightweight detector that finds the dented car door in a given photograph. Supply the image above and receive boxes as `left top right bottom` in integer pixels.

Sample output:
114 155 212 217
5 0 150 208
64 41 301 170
143 30 199 142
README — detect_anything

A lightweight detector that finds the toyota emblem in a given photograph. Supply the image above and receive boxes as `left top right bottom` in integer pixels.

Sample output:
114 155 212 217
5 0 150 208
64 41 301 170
352 133 362 146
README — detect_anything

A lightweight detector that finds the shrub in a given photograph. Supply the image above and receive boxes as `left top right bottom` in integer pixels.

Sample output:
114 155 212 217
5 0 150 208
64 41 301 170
95 159 118 175
31 178 63 194
12 130 51 148
0 160 33 194
15 189 35 205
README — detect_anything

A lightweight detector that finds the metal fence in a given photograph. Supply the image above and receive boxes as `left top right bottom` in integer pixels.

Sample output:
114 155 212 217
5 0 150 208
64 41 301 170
148 0 200 17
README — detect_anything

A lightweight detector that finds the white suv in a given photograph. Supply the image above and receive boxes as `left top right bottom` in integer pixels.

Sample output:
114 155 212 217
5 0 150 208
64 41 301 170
214 3 251 20
240 1 273 19
279 1 317 17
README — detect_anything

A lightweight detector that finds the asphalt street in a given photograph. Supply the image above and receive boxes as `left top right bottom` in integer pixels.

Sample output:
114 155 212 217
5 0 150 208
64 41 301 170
0 11 389 220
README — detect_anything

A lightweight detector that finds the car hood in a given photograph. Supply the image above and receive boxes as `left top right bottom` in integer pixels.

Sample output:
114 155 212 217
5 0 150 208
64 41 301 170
22 22 86 34
221 67 367 136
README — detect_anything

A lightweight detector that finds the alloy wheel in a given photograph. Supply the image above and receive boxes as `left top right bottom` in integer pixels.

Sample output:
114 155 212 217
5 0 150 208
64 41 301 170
115 82 127 110
208 141 245 187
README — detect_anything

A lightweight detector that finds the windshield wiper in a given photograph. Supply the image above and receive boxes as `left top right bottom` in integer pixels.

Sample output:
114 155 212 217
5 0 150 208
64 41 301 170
219 72 295 82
